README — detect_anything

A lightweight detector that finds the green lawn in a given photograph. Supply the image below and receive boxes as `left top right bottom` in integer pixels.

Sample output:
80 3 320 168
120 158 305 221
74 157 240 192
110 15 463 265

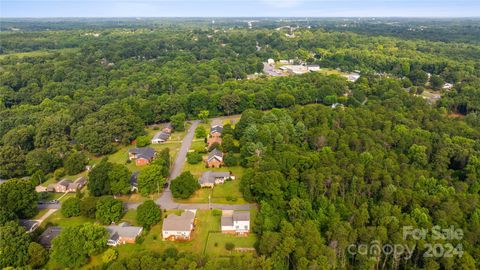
179 161 246 204
32 208 49 220
42 211 95 228
0 48 79 60
112 209 220 259
107 140 181 173
205 233 256 256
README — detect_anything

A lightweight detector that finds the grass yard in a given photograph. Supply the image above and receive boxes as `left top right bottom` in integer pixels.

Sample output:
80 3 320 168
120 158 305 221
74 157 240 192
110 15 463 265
42 211 95 228
204 233 257 256
115 192 160 203
179 161 246 204
112 209 220 259
0 48 79 60
32 208 49 220
107 140 181 173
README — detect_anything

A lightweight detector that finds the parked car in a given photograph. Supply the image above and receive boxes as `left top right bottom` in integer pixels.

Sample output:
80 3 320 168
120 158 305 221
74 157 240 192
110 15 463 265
163 182 169 189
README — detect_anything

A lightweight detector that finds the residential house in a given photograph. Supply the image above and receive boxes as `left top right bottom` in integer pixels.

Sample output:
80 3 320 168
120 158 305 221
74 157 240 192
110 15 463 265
19 220 39 233
162 123 173 134
344 73 360 82
106 222 143 246
199 171 234 188
208 125 223 146
67 176 87 192
267 58 275 65
307 65 320 72
151 131 170 144
35 185 47 192
130 172 139 192
39 226 62 249
206 149 223 168
128 147 156 166
221 210 250 235
162 209 196 241
443 83 454 90
47 179 72 193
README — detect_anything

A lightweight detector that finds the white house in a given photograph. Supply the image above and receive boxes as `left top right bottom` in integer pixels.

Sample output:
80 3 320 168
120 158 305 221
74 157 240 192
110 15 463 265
307 65 320 72
162 209 196 240
198 171 235 188
151 131 170 144
267 58 275 65
443 83 454 90
221 210 250 235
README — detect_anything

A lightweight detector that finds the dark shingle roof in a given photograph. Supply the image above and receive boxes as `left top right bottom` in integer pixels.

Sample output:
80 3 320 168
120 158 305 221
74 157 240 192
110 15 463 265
210 125 223 134
153 132 170 141
208 149 223 161
39 226 62 248
199 171 230 185
129 147 156 160
130 172 139 187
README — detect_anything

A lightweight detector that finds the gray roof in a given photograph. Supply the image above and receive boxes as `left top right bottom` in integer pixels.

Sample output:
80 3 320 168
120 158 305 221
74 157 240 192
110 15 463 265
210 125 223 134
19 220 39 232
74 176 87 185
129 147 156 160
199 171 231 185
162 210 196 232
221 216 233 227
130 172 139 186
57 179 72 187
208 149 223 161
106 223 143 239
233 211 250 222
153 131 170 141
39 226 62 248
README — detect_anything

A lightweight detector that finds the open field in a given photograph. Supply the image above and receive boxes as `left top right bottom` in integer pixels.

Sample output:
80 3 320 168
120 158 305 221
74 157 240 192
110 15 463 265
0 48 79 60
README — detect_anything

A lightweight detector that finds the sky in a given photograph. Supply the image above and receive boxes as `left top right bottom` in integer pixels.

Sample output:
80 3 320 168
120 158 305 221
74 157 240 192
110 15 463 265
1 0 479 18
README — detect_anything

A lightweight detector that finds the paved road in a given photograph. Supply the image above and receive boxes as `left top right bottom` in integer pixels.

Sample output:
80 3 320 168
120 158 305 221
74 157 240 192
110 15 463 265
123 119 255 211
168 120 200 181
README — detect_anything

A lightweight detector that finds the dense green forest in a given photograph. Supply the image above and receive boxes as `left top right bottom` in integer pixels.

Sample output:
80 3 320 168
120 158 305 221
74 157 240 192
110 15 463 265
1 18 480 269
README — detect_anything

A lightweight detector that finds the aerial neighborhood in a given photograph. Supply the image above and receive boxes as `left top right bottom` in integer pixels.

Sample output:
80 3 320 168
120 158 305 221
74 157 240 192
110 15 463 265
2 16 476 270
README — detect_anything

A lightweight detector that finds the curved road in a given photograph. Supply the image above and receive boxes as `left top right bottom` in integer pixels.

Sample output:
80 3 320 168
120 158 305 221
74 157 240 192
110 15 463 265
125 120 255 211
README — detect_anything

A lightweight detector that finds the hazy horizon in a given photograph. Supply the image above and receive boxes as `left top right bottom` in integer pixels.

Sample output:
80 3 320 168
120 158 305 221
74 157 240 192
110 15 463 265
2 0 480 18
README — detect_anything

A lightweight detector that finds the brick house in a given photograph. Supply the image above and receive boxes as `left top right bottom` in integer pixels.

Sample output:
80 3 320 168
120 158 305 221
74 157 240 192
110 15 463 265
207 125 223 147
128 147 156 166
206 149 223 168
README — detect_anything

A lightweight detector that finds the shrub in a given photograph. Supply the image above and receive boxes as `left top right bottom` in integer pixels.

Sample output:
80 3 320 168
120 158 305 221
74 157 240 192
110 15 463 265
54 168 65 180
195 126 206 138
223 154 238 167
64 152 88 175
187 152 203 164
95 196 123 224
225 242 235 251
136 200 162 229
212 209 222 216
136 136 150 147
80 196 98 218
61 197 81 217
170 172 200 199
102 249 118 264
